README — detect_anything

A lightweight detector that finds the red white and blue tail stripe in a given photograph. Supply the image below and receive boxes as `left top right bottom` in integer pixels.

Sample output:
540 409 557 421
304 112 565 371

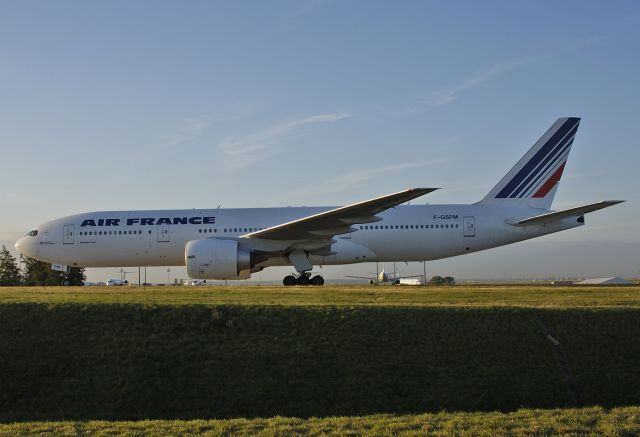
481 117 580 210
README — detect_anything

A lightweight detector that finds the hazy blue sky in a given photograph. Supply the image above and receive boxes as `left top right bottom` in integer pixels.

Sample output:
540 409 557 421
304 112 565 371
1 1 639 282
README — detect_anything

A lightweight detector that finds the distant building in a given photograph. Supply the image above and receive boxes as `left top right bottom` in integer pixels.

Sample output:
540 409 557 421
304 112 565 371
550 280 574 286
575 277 634 285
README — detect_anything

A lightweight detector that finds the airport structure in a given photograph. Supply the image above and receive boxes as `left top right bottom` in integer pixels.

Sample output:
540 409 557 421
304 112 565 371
15 118 622 285
576 277 634 285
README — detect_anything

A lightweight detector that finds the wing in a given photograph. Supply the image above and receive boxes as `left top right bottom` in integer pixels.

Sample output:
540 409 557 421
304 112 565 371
241 188 438 241
513 200 624 226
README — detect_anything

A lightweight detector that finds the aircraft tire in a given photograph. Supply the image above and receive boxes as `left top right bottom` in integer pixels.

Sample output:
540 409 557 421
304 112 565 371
311 275 324 286
297 275 310 286
283 275 297 286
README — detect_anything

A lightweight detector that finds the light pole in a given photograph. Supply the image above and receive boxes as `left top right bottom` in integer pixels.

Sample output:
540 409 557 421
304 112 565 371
423 261 427 286
167 267 171 285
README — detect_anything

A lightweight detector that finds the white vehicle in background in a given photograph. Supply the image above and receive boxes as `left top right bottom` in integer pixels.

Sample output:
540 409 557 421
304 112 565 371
399 277 424 286
106 279 128 286
185 279 208 286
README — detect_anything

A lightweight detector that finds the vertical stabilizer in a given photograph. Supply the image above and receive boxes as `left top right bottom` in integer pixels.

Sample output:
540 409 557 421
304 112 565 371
480 117 580 210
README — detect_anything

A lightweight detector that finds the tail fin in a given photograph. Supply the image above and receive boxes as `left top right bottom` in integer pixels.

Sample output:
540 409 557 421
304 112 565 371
480 117 580 210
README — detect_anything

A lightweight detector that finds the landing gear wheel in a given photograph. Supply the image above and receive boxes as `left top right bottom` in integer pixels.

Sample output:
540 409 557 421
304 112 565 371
297 275 310 286
283 275 297 286
311 275 324 286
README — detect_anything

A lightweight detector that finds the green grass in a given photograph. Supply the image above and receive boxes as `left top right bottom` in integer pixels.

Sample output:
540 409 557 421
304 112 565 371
1 285 640 431
0 284 639 307
2 407 639 436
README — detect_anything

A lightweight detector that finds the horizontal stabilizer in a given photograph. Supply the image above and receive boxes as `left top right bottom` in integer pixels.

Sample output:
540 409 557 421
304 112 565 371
513 201 625 226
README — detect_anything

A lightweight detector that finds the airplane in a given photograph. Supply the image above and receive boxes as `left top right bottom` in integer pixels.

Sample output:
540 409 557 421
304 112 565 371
347 270 423 285
15 117 624 286
347 262 423 285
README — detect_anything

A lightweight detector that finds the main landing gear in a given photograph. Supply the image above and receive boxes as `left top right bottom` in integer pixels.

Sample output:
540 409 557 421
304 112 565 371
283 272 324 286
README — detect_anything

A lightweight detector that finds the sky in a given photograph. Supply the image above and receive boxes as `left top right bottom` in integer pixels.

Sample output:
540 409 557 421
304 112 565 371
1 1 639 283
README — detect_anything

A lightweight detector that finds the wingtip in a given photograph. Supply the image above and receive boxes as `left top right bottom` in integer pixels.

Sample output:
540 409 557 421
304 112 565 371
412 187 440 192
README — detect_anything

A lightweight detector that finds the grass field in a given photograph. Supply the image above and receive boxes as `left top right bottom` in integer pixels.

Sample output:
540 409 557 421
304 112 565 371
0 284 638 307
2 406 640 436
1 285 639 434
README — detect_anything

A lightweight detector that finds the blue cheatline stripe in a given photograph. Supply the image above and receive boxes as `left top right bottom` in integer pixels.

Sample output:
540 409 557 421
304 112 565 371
495 117 580 198
509 125 578 197
517 139 574 198
519 148 571 198
513 124 578 198
497 117 579 198
512 124 577 198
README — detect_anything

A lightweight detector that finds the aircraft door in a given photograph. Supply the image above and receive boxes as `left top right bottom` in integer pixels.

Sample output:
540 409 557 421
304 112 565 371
63 225 75 244
157 226 170 242
463 216 475 237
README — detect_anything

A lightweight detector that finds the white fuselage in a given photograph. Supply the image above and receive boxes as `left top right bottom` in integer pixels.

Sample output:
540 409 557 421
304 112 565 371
16 203 582 269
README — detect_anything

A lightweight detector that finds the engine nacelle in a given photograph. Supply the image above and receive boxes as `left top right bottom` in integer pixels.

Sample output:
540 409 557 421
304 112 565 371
185 239 252 280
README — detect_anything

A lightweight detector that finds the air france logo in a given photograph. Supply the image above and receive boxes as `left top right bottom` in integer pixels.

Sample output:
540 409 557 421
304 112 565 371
80 217 216 227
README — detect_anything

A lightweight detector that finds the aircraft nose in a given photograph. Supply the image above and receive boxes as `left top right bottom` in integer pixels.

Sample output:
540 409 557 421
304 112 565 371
15 237 34 258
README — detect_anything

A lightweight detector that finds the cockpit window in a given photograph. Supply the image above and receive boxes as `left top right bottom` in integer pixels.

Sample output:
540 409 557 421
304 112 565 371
27 230 38 237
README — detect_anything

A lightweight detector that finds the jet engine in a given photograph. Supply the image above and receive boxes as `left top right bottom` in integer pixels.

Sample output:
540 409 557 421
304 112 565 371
185 238 252 280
